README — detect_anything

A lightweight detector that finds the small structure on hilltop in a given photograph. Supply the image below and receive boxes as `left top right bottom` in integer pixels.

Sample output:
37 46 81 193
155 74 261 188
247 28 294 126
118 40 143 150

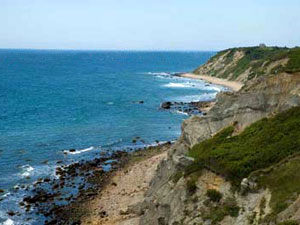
259 43 267 48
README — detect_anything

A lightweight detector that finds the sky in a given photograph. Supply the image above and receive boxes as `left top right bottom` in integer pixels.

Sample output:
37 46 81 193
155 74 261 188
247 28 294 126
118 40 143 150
0 0 300 51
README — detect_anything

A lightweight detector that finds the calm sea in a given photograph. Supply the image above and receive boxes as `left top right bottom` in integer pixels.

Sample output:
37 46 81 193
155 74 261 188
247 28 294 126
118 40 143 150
0 50 221 224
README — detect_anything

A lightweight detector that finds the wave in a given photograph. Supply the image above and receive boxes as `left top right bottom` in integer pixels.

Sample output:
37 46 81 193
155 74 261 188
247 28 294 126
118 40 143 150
19 164 34 178
64 146 95 155
3 218 14 225
146 72 171 76
163 82 198 88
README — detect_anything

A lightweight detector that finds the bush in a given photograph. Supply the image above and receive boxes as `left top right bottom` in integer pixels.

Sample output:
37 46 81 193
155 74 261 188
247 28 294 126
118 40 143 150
278 221 299 225
188 107 300 187
186 178 197 195
206 189 222 202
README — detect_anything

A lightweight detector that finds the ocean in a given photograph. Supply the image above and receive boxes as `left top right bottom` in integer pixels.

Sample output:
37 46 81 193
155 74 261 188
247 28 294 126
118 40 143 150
0 50 222 224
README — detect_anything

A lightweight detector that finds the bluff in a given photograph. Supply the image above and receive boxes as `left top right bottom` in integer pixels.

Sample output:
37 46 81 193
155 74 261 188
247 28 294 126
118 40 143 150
137 46 300 225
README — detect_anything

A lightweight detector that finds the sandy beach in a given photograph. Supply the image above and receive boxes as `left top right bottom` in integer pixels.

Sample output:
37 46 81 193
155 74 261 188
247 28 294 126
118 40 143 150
180 73 243 92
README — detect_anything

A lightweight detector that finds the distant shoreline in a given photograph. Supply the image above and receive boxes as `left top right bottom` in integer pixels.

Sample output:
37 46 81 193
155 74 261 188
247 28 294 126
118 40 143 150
179 73 243 92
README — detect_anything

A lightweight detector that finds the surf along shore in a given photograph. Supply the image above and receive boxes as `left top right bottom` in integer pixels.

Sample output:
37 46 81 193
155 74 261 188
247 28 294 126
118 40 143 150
180 73 243 92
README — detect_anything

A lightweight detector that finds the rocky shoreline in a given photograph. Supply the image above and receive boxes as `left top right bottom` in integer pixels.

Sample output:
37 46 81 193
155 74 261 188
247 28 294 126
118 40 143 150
16 142 171 225
160 100 215 116
3 76 223 224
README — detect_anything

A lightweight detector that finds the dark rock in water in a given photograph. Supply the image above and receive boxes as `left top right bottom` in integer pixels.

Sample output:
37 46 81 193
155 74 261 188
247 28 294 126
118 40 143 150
69 149 76 152
132 100 144 104
7 211 16 216
45 219 58 225
0 189 4 193
161 101 172 109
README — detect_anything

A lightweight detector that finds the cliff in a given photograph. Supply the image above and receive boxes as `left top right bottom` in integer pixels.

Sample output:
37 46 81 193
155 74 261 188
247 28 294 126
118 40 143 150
193 46 300 83
137 46 300 225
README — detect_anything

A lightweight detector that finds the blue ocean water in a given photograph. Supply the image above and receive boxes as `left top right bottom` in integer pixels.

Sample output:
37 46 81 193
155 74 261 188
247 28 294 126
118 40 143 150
0 50 221 224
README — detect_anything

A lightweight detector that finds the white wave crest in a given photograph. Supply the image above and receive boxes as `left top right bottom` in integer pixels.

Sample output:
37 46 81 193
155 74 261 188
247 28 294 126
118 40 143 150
64 146 95 155
3 218 14 225
163 82 192 88
20 165 34 178
147 72 170 76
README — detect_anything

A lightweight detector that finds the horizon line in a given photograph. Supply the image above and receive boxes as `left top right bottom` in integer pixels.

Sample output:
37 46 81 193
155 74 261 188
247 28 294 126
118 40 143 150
0 47 220 52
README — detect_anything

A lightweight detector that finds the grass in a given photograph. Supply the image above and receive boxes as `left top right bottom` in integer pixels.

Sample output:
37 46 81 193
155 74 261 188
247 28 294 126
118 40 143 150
188 106 300 187
194 46 300 81
278 221 299 225
203 197 239 224
206 189 222 202
257 156 300 215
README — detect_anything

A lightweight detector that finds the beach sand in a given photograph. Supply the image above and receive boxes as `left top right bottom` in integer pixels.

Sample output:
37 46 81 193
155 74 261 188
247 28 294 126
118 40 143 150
180 73 243 92
80 150 168 225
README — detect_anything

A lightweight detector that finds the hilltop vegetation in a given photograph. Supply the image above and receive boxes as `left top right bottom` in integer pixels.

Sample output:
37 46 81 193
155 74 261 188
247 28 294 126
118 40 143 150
193 46 300 81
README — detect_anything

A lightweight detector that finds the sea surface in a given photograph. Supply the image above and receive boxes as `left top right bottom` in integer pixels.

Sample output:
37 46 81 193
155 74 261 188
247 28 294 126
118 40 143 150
0 50 223 224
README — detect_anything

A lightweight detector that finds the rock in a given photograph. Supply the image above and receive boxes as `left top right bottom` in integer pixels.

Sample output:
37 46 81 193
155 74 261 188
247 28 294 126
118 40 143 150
119 207 129 215
7 211 16 216
161 102 172 109
173 155 195 167
240 178 257 193
69 149 76 152
0 189 4 193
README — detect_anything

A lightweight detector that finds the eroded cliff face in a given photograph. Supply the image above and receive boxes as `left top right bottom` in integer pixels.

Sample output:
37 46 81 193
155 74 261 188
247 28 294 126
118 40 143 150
182 73 300 147
138 72 300 225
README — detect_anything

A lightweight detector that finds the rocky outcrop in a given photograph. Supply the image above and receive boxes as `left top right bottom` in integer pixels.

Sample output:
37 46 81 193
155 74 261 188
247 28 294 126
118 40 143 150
182 72 300 147
139 70 300 224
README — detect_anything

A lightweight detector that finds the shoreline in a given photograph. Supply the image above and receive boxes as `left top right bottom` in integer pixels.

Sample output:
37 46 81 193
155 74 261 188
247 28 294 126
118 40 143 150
3 73 224 224
179 73 243 92
50 142 171 225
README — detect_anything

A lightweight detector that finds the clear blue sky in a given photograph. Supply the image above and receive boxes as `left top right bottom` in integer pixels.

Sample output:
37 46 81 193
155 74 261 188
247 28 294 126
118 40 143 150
1 0 299 50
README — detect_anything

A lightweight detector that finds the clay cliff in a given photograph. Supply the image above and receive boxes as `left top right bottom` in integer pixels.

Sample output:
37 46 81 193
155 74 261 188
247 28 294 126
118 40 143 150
137 46 300 225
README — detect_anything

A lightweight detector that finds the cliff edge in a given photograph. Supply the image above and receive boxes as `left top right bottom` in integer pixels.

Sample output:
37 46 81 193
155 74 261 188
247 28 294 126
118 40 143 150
139 46 300 225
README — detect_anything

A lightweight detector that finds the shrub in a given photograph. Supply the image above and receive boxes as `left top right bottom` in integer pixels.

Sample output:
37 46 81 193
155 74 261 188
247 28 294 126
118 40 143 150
206 189 222 202
188 107 300 187
278 221 299 225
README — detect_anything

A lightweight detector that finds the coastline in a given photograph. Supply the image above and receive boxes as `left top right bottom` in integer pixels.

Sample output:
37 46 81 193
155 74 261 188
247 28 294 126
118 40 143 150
48 75 232 224
179 73 243 92
51 143 171 225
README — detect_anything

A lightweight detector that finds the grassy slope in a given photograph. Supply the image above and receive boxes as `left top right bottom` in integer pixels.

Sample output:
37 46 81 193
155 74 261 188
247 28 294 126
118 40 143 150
187 107 300 186
185 107 300 218
194 46 300 80
257 156 300 217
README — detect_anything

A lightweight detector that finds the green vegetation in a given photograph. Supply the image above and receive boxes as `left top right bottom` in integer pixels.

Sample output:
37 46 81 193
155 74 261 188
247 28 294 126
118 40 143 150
188 106 300 187
203 197 239 224
206 189 222 202
194 46 300 81
285 47 300 73
257 156 300 216
185 170 202 195
278 221 299 225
